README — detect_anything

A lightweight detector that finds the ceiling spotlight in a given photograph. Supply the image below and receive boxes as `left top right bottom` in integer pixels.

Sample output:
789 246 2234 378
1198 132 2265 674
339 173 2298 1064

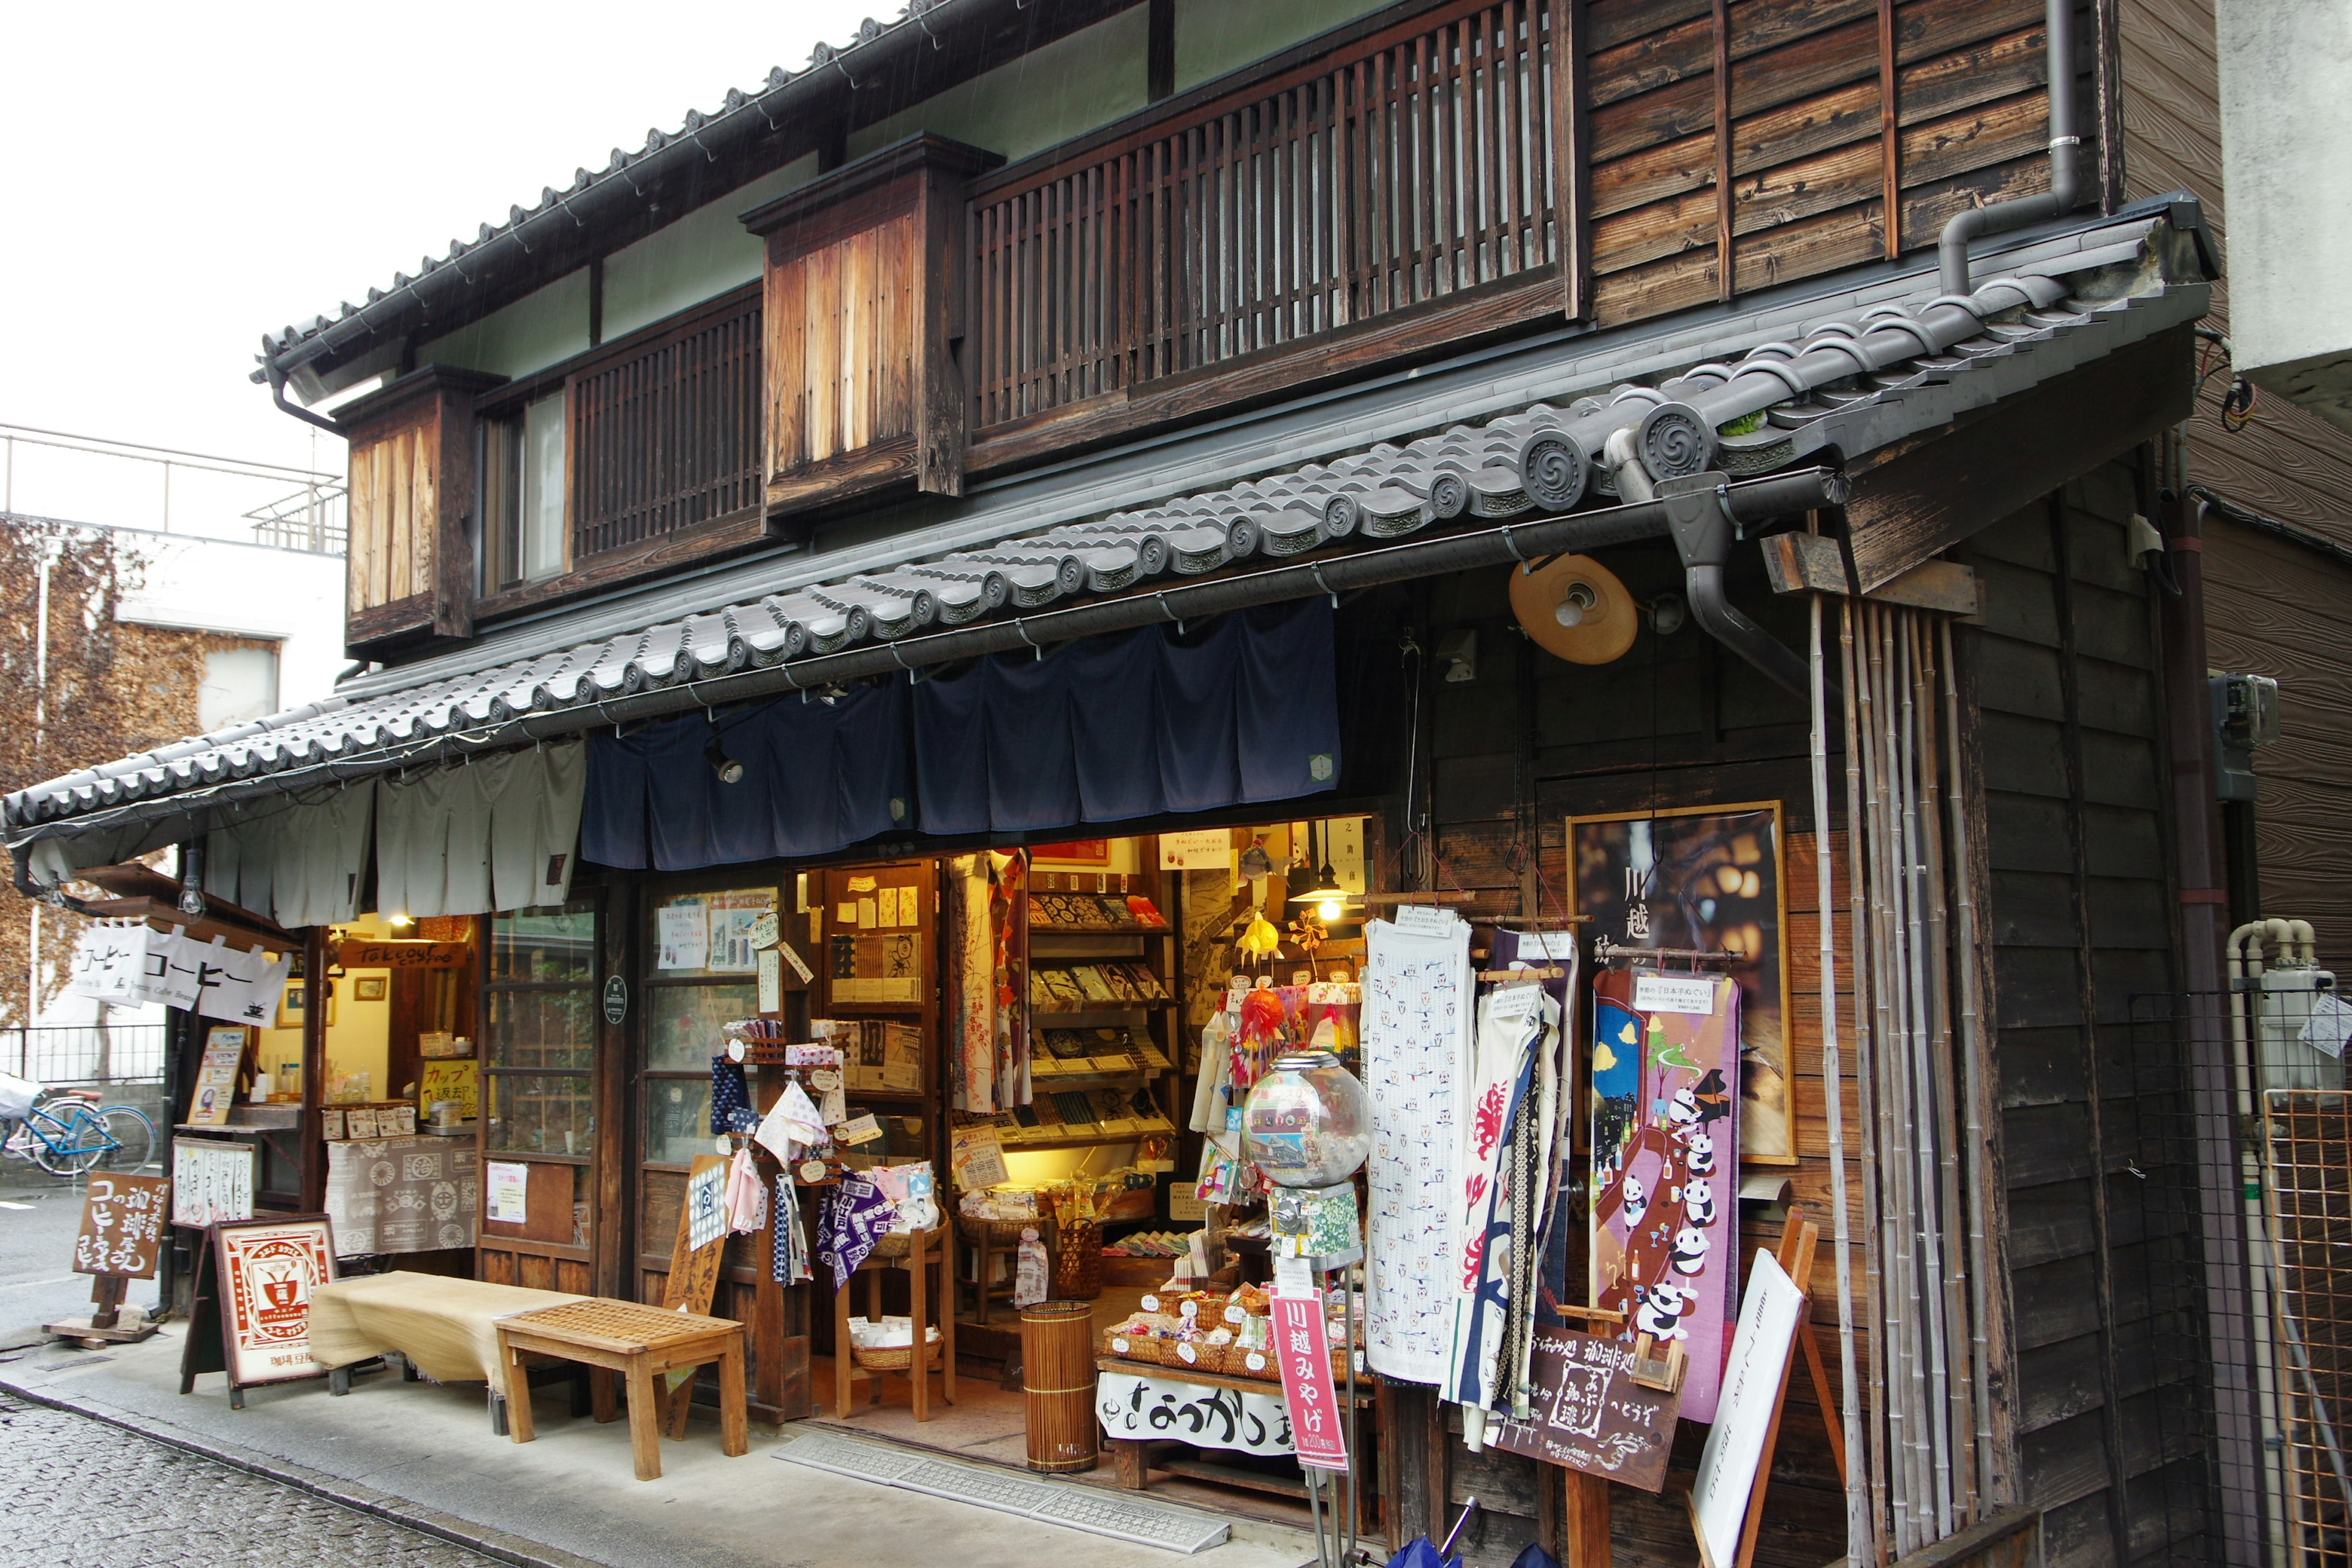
704 720 744 785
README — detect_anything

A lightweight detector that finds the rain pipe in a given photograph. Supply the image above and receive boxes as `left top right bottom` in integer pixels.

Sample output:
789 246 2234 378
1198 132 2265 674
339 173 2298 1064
1937 0 2083 297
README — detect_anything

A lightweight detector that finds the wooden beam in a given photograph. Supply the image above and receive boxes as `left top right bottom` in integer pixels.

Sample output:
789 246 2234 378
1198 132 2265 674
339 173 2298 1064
1762 532 1983 617
1841 325 2196 590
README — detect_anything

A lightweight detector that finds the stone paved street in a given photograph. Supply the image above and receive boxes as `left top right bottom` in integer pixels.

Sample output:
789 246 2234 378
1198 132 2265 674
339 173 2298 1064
0 1393 495 1567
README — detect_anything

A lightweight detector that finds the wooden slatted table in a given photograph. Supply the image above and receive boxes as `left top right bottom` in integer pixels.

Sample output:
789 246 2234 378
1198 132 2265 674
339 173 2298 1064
496 1298 748 1481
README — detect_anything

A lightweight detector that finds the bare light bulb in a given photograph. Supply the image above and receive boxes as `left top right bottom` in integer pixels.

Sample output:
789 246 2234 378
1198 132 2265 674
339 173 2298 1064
1316 898 1344 922
1554 582 1598 627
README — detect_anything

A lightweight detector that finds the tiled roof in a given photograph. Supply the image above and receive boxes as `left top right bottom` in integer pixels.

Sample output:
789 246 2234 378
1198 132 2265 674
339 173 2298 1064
257 1 966 380
21 216 2208 844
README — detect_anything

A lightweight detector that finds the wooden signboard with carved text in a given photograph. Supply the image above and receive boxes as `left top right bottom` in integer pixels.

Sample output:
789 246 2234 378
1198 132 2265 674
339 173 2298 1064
1485 1327 1685 1492
659 1153 734 1438
335 939 470 970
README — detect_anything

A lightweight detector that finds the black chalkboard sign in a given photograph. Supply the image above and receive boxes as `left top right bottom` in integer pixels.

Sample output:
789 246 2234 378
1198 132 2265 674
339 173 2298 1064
1485 1327 1684 1492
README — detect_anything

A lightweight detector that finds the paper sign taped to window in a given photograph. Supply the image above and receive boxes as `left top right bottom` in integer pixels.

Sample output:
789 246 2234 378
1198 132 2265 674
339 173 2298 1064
486 1161 530 1225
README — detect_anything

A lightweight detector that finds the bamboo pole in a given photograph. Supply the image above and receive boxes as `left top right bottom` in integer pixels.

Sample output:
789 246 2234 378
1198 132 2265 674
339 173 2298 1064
1844 599 1891 1561
1940 617 2001 1504
1812 589 1871 1566
1915 618 1976 1526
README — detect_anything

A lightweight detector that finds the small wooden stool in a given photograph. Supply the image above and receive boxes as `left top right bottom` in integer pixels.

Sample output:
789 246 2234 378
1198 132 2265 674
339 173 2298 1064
496 1298 748 1482
834 1224 956 1420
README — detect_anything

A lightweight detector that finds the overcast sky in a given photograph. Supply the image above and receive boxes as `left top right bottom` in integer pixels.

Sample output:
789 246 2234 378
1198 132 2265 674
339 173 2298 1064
0 1 880 525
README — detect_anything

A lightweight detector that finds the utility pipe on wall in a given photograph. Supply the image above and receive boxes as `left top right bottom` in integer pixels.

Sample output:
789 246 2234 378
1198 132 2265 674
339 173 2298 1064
1937 0 2084 297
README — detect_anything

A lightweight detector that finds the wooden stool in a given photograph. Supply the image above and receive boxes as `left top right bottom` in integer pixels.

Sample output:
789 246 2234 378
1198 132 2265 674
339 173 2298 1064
834 1224 956 1420
496 1298 748 1482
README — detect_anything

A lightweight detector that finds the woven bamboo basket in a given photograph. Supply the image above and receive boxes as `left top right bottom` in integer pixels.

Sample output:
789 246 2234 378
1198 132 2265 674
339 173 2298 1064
850 1333 945 1373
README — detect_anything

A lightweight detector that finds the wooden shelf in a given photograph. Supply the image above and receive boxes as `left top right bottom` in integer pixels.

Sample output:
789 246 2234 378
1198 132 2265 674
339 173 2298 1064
998 1126 1174 1152
1029 1065 1164 1088
1032 1003 1177 1023
1030 923 1172 936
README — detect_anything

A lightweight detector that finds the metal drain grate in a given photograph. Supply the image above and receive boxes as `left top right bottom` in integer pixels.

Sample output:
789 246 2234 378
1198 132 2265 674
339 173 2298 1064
778 1432 1231 1554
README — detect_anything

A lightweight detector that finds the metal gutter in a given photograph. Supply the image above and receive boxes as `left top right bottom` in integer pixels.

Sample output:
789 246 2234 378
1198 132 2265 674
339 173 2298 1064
1937 0 2083 296
6 469 1844 851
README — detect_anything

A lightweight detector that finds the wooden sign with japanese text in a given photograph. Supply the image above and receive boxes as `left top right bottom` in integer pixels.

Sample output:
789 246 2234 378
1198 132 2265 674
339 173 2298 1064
73 1173 171 1280
334 939 470 970
1485 1327 1686 1492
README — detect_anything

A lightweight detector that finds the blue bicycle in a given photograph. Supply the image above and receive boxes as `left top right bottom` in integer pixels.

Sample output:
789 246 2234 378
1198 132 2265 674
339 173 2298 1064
1 1086 157 1178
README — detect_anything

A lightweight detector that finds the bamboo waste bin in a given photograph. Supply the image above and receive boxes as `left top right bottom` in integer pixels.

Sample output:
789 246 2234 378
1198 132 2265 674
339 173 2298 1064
1019 1300 1098 1472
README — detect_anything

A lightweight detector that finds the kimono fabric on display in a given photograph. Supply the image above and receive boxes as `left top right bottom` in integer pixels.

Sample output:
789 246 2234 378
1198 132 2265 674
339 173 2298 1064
948 853 997 1110
709 1056 756 1134
820 1173 894 1291
772 1177 812 1285
1443 982 1558 1446
1588 970 1741 1420
1360 917 1474 1385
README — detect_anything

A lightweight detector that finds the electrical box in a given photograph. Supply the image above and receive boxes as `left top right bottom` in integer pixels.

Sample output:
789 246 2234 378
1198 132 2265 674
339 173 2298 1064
2211 673 2282 802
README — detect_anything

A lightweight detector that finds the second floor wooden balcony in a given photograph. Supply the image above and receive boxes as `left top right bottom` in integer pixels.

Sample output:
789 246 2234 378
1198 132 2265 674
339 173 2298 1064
337 0 2068 657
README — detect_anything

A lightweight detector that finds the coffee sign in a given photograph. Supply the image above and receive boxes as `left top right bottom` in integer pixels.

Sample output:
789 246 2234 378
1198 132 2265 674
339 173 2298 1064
1484 1328 1685 1492
73 1173 171 1279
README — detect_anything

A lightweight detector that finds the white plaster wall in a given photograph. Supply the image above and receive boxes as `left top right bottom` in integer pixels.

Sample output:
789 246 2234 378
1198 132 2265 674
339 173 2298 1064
2216 0 2352 426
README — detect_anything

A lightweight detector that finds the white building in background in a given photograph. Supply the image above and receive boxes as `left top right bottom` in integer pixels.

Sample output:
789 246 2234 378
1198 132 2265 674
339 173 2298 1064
5 425 348 1051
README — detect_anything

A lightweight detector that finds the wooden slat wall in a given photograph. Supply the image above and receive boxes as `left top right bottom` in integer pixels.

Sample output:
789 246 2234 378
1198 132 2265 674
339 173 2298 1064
569 291 764 559
2117 0 2352 974
965 0 1564 429
1414 555 1862 1567
1583 0 2071 325
766 213 920 475
344 415 435 614
1950 462 2208 1568
2200 529 2352 978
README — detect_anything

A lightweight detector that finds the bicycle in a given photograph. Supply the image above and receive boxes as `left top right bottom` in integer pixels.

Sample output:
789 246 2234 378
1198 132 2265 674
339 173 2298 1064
1 1084 156 1178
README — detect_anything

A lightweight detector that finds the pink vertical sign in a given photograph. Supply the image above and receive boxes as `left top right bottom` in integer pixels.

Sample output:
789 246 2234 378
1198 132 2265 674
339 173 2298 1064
1273 1293 1349 1471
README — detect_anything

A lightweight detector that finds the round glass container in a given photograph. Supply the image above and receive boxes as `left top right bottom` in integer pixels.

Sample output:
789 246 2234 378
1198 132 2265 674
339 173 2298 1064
1241 1050 1372 1187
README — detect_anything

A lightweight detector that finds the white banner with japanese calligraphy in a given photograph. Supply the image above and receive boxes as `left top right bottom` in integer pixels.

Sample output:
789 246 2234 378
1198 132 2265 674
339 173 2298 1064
192 939 291 1026
1096 1369 1294 1456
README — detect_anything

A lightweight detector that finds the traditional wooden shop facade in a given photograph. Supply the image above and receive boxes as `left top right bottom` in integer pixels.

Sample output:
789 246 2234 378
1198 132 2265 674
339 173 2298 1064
5 2 2281 1564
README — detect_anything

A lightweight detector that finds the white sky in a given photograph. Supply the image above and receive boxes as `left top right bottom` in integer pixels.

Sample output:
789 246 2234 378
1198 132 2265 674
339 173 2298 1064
0 1 880 524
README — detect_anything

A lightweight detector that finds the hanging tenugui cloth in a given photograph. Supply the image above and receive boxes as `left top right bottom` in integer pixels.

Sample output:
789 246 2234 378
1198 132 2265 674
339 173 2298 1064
772 1177 812 1285
1589 968 1740 1420
946 850 1029 1112
820 1172 894 1290
1481 931 1578 1425
1443 981 1561 1441
1360 913 1474 1385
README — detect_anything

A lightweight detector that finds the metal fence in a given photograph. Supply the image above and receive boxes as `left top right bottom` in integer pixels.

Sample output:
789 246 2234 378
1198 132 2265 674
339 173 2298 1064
2 1023 170 1088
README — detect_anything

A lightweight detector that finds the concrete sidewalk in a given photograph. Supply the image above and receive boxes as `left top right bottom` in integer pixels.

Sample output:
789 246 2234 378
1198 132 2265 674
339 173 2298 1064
0 1329 1313 1568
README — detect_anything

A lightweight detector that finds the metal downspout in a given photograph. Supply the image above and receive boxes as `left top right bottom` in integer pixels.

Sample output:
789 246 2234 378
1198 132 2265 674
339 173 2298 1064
1937 0 2084 297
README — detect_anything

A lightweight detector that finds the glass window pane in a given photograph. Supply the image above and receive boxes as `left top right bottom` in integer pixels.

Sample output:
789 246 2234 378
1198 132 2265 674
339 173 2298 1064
646 982 758 1072
644 1076 714 1167
489 907 595 984
485 1072 593 1157
485 988 595 1071
650 888 778 978
521 390 567 582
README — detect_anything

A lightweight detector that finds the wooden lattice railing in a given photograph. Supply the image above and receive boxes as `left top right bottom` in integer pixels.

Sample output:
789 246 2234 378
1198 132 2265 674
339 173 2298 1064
570 288 764 559
964 0 1566 431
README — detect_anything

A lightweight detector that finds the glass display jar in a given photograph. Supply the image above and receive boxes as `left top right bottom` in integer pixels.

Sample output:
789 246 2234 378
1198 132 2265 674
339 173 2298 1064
1240 1050 1371 1188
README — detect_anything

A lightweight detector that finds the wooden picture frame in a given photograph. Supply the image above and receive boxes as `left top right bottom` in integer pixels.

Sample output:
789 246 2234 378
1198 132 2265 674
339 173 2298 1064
274 982 305 1030
1567 801 1798 1167
1031 838 1111 865
354 976 387 1001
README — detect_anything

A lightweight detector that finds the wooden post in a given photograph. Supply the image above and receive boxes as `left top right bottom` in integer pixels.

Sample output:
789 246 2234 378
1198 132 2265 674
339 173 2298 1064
1564 1471 1612 1568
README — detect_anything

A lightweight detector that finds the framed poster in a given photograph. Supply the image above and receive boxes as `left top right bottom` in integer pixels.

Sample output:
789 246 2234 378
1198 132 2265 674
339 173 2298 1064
1567 802 1796 1166
354 976 387 1001
214 1213 337 1387
173 1139 257 1226
275 982 306 1030
187 1026 249 1128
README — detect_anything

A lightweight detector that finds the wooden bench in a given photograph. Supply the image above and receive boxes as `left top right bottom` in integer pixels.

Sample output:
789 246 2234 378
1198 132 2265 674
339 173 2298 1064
496 1298 748 1481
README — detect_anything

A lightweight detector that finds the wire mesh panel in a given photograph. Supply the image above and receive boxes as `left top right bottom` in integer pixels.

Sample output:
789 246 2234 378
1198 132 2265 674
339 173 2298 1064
2263 1091 2352 1564
2126 989 2348 1568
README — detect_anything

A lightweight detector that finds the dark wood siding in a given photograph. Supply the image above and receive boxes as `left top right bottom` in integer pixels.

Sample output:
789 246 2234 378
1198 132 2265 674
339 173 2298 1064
1951 460 2205 1568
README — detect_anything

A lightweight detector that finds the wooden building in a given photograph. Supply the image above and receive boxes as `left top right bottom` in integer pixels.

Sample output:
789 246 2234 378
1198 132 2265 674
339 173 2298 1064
7 3 2325 1565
